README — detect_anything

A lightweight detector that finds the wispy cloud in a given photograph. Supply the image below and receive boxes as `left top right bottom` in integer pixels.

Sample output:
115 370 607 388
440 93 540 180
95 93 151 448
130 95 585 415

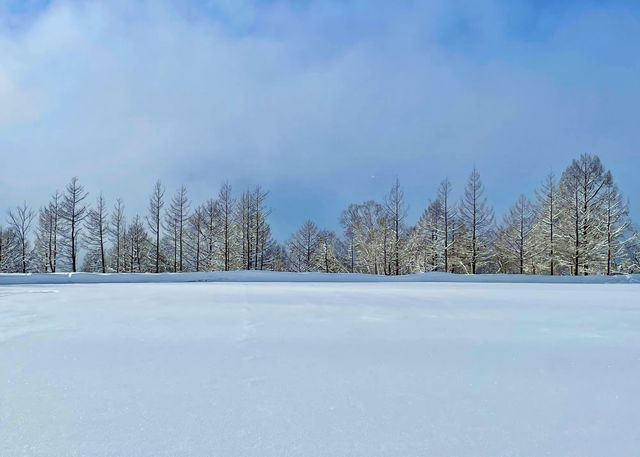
0 0 639 237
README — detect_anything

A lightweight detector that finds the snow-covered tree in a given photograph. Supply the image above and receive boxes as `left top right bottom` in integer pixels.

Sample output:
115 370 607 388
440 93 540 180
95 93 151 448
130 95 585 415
340 204 359 273
109 198 126 273
458 168 495 274
165 185 190 272
558 154 608 275
624 227 640 273
235 186 272 271
495 195 535 274
147 180 165 273
0 226 8 272
407 179 457 274
0 225 19 272
385 178 407 275
34 191 61 272
340 201 390 274
287 220 321 272
60 177 89 272
186 206 205 272
602 172 629 275
7 202 35 273
199 198 220 271
271 243 290 272
0 152 637 276
407 198 444 273
316 230 347 273
252 186 268 270
437 178 456 272
84 194 109 273
448 218 472 274
532 173 561 275
126 215 150 272
238 190 254 270
217 183 235 271
256 214 276 271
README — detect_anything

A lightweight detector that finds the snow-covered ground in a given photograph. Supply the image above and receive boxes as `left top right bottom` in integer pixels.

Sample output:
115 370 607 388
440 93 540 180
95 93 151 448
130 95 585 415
2 270 639 284
1 276 639 456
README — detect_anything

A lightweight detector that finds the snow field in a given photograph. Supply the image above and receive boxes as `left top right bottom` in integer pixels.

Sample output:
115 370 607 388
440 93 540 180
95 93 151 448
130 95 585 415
1 279 639 456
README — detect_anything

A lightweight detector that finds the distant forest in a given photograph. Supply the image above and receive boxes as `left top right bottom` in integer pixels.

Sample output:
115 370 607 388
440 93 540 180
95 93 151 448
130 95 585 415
1 153 638 276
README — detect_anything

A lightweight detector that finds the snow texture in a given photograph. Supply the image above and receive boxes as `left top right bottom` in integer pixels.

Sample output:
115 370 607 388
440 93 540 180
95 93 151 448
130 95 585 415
1 274 639 456
1 270 639 285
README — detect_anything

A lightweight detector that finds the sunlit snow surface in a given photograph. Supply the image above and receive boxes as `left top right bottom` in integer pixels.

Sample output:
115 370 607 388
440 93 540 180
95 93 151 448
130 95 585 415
1 275 639 456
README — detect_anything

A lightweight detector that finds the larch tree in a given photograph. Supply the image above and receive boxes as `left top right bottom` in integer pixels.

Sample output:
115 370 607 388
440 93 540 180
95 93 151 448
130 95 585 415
147 180 165 273
317 230 347 273
217 183 235 271
8 202 35 273
437 178 455 272
252 186 270 271
0 225 19 272
496 195 535 274
0 226 7 272
60 177 89 272
257 223 277 270
1 152 638 276
238 190 255 270
624 227 640 273
448 217 472 274
35 191 61 272
287 220 321 272
165 185 190 272
127 215 150 272
271 244 290 272
341 201 388 274
48 192 61 272
188 206 205 272
558 154 608 275
84 194 109 273
385 178 407 275
340 204 359 273
458 168 495 274
533 173 561 275
407 198 444 273
200 198 220 271
109 199 126 273
602 171 629 275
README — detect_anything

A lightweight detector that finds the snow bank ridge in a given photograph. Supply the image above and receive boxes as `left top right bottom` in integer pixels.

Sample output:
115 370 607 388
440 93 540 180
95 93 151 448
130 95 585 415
0 271 638 285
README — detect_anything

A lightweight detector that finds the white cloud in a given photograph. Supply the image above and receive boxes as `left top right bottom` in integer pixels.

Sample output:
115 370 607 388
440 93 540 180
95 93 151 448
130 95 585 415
0 0 638 235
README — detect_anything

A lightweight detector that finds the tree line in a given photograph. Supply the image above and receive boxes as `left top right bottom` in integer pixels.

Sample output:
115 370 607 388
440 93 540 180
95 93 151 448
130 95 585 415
1 153 638 276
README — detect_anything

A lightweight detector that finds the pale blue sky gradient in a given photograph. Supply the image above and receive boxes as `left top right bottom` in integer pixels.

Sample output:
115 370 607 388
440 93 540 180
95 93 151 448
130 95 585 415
0 0 639 239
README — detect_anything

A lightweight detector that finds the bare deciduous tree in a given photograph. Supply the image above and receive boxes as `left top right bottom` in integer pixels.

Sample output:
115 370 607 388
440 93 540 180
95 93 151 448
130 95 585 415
85 194 109 273
458 168 494 274
147 180 165 273
8 202 35 273
60 177 89 272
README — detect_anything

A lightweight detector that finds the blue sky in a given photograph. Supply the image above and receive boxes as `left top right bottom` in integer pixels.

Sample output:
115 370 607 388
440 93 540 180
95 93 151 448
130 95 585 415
0 0 639 239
